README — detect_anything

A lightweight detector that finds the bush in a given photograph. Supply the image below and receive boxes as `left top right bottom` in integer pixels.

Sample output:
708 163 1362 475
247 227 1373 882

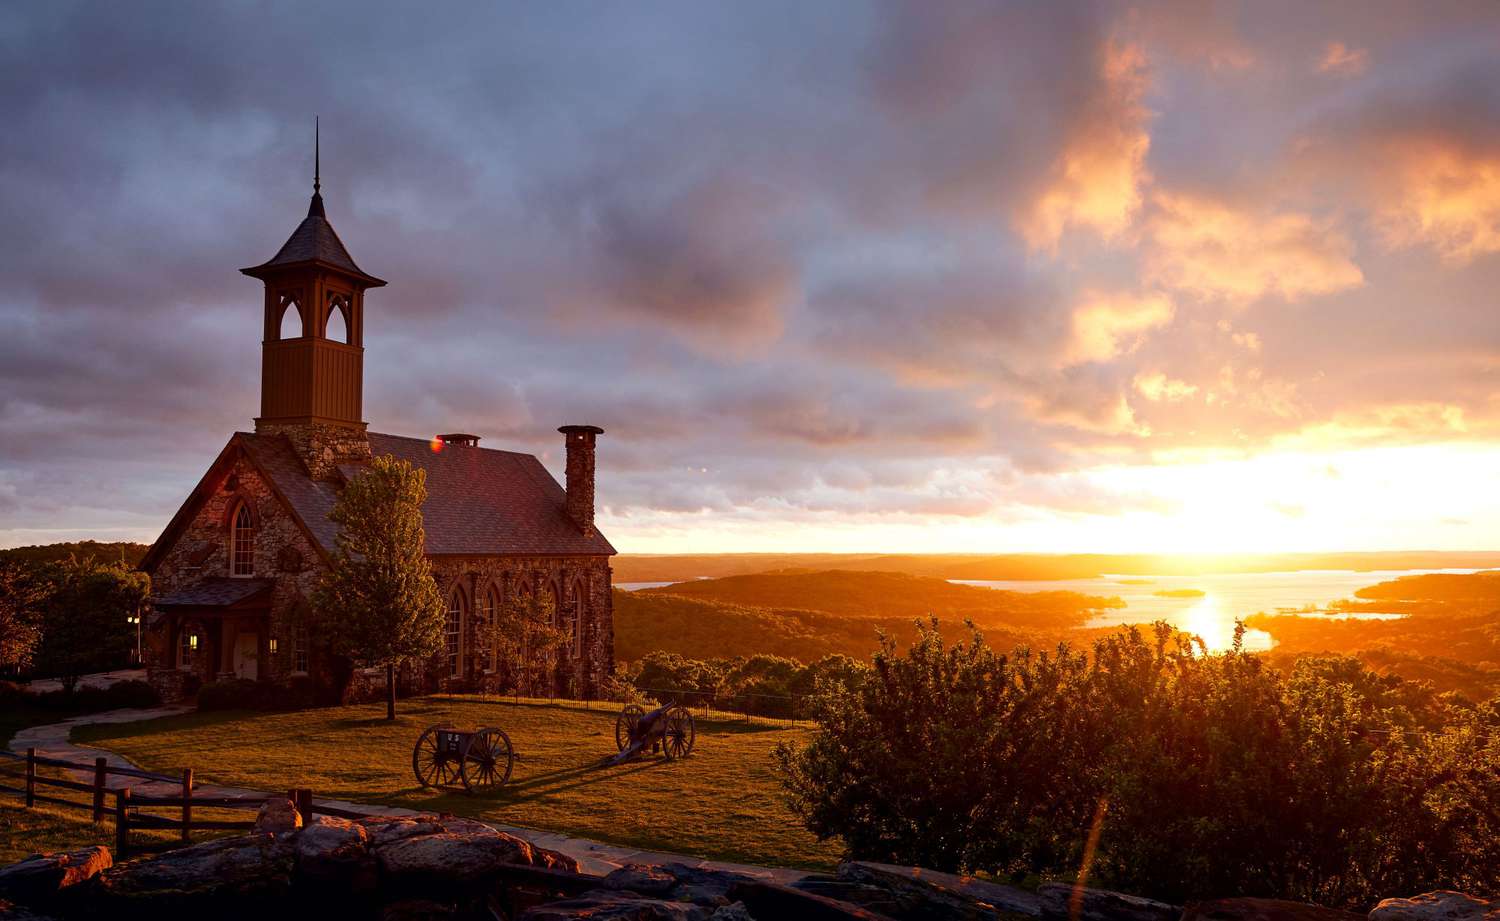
775 620 1500 907
196 678 267 711
102 679 160 709
198 677 315 712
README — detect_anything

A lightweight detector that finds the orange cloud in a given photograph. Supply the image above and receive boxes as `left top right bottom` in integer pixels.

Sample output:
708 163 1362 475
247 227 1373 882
1145 192 1364 303
1021 40 1151 250
1134 371 1198 402
1377 143 1500 264
1317 41 1368 76
1066 291 1174 365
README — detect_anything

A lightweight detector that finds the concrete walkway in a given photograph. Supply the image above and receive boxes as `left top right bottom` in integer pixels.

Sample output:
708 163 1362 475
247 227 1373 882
8 708 807 882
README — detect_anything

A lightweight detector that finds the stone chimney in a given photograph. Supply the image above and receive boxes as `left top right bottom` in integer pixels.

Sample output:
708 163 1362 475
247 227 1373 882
558 425 603 534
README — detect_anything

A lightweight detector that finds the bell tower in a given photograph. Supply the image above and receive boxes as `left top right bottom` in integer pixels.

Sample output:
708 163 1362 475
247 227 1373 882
242 124 385 476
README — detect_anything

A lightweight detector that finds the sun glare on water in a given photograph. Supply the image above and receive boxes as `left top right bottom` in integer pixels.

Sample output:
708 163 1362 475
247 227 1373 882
1180 594 1273 653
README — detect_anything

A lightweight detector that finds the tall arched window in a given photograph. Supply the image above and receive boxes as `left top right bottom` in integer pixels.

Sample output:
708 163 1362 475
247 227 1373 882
278 300 304 339
570 579 586 657
326 296 350 344
231 503 255 577
445 589 465 678
479 586 501 672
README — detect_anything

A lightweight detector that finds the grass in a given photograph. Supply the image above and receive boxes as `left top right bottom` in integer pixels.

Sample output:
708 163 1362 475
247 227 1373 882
73 695 842 870
0 797 115 864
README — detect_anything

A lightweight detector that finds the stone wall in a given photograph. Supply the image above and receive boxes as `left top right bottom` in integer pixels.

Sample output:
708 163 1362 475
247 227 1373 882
429 555 615 698
144 448 325 694
254 420 371 480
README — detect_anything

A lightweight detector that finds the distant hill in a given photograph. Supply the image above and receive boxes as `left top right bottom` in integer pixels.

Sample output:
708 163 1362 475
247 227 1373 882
613 590 1033 664
0 541 150 567
636 569 1121 631
613 551 1500 583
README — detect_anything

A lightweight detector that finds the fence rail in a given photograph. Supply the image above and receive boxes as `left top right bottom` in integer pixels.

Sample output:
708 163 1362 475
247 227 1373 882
0 748 345 856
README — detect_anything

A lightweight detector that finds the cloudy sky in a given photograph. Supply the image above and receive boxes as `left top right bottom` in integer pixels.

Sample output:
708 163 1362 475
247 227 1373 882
3 2 1500 554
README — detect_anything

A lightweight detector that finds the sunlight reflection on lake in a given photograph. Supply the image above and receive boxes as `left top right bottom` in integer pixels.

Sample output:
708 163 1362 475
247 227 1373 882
955 569 1468 653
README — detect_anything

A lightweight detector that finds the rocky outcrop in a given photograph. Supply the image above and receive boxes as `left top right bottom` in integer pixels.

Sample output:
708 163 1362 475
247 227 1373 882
1184 898 1365 921
794 860 1041 919
0 900 57 921
1369 892 1499 921
90 832 297 916
520 890 713 920
1038 882 1180 921
0 848 110 907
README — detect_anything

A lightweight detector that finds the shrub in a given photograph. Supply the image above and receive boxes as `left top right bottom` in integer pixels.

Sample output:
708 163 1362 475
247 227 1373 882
196 678 266 711
775 620 1500 907
102 679 161 710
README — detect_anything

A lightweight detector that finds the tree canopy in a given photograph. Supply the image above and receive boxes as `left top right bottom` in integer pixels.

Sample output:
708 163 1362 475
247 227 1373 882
313 454 445 718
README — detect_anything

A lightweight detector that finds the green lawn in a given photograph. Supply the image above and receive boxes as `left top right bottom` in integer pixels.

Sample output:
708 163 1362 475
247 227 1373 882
74 696 842 870
0 798 115 865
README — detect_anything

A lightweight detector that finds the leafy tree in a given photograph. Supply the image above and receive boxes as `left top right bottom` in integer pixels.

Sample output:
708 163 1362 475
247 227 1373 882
32 557 149 691
313 454 445 720
481 589 566 696
0 560 48 674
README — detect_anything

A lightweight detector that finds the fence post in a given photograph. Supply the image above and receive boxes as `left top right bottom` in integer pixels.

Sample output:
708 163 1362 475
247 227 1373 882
115 787 131 857
180 768 193 841
24 748 35 808
93 757 107 823
297 788 313 824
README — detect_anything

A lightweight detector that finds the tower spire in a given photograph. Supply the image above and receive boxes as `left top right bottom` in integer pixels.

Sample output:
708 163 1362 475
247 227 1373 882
308 116 325 218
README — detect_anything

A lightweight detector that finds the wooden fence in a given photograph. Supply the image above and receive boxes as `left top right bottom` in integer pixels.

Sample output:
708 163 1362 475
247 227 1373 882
0 748 364 856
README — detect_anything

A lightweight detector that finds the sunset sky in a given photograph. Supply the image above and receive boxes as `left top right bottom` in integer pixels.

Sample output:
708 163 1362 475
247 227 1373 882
3 2 1500 554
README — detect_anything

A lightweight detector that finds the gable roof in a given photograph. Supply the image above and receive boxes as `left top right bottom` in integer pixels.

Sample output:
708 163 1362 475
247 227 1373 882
142 430 614 573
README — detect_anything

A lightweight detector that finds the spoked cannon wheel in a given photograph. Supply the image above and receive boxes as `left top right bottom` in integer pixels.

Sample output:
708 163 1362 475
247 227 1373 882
615 704 645 752
463 727 515 789
413 725 463 789
661 705 695 760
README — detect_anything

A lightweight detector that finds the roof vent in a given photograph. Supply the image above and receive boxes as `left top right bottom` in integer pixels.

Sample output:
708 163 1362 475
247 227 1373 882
436 433 481 448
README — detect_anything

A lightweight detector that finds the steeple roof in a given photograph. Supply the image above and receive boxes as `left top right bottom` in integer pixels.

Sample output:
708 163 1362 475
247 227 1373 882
240 123 386 286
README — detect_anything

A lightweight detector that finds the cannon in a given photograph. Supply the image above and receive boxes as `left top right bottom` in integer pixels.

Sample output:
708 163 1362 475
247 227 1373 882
412 725 514 792
610 703 696 764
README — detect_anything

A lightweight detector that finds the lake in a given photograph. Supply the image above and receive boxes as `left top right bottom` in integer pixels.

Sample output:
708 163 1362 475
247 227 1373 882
620 568 1478 652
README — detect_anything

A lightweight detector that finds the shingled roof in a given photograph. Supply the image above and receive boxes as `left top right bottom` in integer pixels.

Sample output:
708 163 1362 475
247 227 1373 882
154 578 275 609
240 192 386 286
243 431 615 558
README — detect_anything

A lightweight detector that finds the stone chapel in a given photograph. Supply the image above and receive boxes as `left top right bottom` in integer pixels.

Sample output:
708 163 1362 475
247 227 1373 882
139 153 615 702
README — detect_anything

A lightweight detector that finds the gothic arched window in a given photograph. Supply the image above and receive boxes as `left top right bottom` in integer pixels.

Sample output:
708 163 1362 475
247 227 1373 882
445 589 465 678
326 295 351 344
231 503 255 577
479 586 502 672
569 579 586 658
278 299 304 339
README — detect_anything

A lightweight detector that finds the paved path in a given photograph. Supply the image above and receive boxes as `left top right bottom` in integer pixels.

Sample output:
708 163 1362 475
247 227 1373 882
8 708 806 882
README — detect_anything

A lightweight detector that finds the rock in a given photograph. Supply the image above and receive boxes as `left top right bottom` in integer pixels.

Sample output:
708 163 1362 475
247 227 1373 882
92 833 295 916
519 889 712 921
659 864 757 908
1370 892 1499 921
252 797 301 835
436 817 503 838
709 904 756 921
605 865 683 896
0 899 57 921
382 898 461 919
294 815 374 889
831 861 1041 919
377 831 536 887
533 847 583 874
0 847 111 906
356 815 448 848
1184 898 1364 921
1038 883 1179 921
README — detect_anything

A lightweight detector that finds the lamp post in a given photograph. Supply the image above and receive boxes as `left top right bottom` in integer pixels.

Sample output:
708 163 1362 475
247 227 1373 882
127 610 142 666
